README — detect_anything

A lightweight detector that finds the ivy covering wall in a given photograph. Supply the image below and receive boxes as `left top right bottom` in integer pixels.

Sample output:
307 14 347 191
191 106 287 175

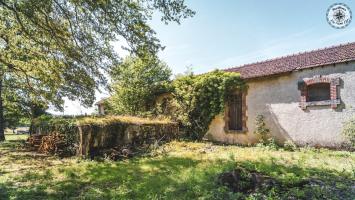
168 70 246 139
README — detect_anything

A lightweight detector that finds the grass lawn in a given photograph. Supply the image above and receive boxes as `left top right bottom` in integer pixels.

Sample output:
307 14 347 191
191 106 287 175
0 134 354 200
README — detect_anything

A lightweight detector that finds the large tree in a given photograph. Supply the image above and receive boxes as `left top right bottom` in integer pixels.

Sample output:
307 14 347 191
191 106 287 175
2 74 48 133
0 0 194 141
109 55 172 115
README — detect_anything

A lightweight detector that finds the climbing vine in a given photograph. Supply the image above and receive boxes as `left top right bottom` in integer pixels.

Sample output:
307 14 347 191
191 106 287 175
170 70 246 139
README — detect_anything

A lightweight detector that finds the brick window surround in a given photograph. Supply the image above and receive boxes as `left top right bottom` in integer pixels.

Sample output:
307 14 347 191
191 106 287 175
298 75 340 109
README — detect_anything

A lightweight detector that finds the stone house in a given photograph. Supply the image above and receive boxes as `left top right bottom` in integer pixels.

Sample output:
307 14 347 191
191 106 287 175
206 42 355 148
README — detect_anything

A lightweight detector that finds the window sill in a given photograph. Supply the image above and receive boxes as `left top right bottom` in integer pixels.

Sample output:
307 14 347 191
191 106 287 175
299 99 340 109
224 128 248 134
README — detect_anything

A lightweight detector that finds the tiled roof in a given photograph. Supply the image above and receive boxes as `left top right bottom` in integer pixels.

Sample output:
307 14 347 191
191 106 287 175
224 42 355 79
95 97 109 105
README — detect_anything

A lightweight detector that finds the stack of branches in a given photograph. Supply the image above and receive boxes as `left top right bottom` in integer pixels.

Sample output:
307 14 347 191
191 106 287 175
38 132 66 156
98 146 134 161
97 137 166 161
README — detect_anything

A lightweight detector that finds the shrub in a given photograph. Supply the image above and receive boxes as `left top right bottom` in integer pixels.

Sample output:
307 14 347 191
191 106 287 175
256 138 279 150
254 115 270 143
283 140 298 151
342 116 355 147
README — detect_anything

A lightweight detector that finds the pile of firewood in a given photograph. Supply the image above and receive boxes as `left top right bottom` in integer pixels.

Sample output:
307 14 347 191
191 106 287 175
27 135 45 150
27 133 68 156
38 133 66 155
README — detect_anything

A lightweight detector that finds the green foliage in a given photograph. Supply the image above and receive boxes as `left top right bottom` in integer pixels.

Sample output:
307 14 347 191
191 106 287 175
1 0 195 71
171 70 246 139
109 56 172 115
342 116 355 148
32 115 77 129
4 88 46 130
254 115 270 143
109 67 246 139
3 100 28 130
256 138 279 150
0 0 195 105
283 140 298 151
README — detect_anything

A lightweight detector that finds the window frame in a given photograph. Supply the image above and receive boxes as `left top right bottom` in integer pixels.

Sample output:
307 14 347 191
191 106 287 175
298 75 340 109
224 90 248 133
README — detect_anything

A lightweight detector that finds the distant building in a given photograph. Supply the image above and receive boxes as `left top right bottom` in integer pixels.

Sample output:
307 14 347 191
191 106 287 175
95 98 108 115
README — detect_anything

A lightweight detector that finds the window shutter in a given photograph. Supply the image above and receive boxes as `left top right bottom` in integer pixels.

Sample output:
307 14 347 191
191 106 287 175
228 93 243 131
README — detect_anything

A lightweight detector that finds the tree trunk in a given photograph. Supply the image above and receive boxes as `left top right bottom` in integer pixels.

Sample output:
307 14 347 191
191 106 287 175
0 77 5 141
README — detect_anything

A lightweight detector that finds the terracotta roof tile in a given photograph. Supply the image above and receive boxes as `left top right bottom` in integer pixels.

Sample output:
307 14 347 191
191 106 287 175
224 42 355 79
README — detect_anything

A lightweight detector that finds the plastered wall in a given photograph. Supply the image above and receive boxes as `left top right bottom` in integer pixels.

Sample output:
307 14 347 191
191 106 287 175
205 62 355 147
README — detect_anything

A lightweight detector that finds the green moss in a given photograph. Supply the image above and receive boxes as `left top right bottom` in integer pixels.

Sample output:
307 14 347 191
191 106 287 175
76 115 174 126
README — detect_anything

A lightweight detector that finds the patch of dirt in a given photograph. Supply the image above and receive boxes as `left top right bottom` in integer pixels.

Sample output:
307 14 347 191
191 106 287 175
217 167 355 199
217 167 277 193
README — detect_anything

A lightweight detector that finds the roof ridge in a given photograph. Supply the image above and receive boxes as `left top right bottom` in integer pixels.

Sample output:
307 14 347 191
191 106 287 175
225 41 355 71
224 41 355 79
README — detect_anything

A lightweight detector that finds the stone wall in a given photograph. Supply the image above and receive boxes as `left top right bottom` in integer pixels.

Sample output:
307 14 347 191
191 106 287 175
78 123 179 157
29 117 179 157
206 62 355 148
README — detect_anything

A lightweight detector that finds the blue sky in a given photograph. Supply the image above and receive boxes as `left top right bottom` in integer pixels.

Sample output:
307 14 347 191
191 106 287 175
152 0 355 74
53 0 355 115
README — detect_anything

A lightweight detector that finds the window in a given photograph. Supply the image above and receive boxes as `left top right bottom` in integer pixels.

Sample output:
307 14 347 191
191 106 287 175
307 83 330 101
227 92 243 131
298 75 340 109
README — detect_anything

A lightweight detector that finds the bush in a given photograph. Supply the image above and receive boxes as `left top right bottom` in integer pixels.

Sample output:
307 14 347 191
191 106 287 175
283 140 298 151
256 138 279 150
254 115 270 143
342 117 355 147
